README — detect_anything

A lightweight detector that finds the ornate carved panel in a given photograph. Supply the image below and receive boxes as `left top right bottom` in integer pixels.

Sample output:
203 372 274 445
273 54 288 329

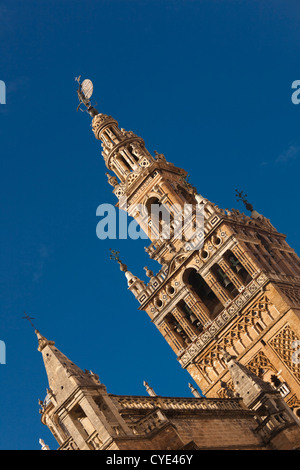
269 324 300 384
279 286 300 307
246 350 277 377
192 296 275 384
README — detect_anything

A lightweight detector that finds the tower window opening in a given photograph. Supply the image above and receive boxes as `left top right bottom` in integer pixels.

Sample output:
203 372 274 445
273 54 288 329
146 197 171 238
225 250 252 285
70 404 94 438
178 300 203 332
183 268 223 319
166 313 191 345
119 156 132 171
212 264 239 297
131 152 139 162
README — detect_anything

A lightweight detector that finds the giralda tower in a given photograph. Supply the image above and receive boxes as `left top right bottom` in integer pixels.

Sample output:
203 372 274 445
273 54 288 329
78 78 300 417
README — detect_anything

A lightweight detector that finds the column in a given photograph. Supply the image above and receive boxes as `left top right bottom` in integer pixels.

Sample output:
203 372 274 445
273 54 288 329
231 242 261 277
250 242 271 271
158 318 186 354
120 147 138 169
286 252 300 275
61 414 91 450
184 292 211 324
272 248 298 276
218 257 245 292
172 306 199 341
203 270 232 306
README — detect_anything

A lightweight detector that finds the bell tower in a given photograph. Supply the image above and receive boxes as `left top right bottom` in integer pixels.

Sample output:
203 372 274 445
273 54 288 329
77 78 300 417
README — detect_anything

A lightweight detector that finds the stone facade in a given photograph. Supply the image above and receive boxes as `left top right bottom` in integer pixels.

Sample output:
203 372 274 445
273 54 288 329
37 329 300 450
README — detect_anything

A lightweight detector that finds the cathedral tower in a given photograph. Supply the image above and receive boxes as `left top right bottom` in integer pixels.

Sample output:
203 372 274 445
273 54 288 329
76 79 300 417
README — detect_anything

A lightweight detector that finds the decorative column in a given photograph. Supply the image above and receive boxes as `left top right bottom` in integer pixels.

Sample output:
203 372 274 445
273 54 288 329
231 242 261 277
60 413 91 450
184 292 211 325
158 318 186 354
203 270 232 306
218 257 245 292
272 248 298 276
172 306 199 341
249 242 272 271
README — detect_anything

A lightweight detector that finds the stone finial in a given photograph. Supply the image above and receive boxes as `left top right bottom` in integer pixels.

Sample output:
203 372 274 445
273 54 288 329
144 266 154 278
39 438 50 450
106 172 119 188
109 248 144 291
109 249 128 272
235 189 265 221
154 150 166 162
35 330 55 352
220 380 236 398
143 381 157 397
188 383 202 398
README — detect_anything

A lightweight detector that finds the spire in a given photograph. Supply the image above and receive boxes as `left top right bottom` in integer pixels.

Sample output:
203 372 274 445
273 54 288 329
221 349 274 408
35 330 55 352
36 329 135 449
36 329 102 401
109 249 145 295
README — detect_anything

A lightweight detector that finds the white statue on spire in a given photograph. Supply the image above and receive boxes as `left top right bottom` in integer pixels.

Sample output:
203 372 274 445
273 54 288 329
39 438 50 450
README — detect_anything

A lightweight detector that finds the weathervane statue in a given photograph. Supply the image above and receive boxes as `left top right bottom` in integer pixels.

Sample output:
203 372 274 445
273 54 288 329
75 76 99 117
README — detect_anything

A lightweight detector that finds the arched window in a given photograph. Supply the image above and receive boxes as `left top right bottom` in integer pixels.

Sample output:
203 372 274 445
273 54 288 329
225 250 252 285
183 268 223 319
211 263 239 298
146 197 170 239
177 299 203 332
165 313 191 345
119 155 132 172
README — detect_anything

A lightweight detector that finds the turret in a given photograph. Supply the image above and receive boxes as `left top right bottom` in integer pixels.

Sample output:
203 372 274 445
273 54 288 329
36 330 133 450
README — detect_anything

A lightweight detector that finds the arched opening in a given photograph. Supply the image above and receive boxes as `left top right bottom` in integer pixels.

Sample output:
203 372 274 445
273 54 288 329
255 233 279 270
211 263 239 298
119 155 132 172
224 250 252 285
146 197 171 238
183 268 223 319
177 299 203 333
165 313 191 346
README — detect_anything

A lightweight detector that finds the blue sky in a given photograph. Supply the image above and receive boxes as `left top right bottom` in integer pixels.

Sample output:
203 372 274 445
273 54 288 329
0 0 300 450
